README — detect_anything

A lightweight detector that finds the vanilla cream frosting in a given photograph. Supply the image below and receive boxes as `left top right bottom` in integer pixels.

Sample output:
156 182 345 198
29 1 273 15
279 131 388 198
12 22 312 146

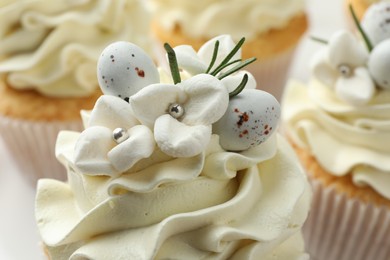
282 79 390 199
36 35 311 259
36 130 311 259
148 0 305 41
0 0 151 97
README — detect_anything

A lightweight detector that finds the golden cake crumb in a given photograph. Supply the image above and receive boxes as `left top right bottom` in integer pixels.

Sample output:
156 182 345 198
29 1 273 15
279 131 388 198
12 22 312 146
0 78 102 122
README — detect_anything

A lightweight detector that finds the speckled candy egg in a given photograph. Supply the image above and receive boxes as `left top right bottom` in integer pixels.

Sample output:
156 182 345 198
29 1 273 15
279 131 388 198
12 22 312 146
97 41 159 101
212 89 280 151
361 2 390 46
368 39 390 90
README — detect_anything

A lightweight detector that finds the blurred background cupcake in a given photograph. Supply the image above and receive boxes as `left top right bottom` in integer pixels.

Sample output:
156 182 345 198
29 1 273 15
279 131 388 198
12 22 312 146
0 0 153 184
281 3 390 259
147 0 308 100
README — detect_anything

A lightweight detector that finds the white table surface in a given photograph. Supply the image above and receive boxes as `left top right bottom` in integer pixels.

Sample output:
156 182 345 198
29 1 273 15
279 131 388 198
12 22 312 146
0 0 349 259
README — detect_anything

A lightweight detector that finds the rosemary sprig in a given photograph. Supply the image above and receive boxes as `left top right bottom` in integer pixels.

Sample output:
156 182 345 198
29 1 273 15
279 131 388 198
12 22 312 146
164 43 181 84
229 74 248 99
163 36 255 97
209 37 246 76
205 40 220 73
349 4 373 51
218 57 256 80
211 59 242 76
310 36 328 44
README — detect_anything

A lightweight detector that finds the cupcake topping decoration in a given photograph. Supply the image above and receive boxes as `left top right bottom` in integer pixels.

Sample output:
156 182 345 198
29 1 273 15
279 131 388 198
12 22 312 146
74 35 280 176
97 41 159 102
112 127 130 144
74 95 155 177
361 2 390 47
212 89 280 151
311 30 375 106
172 35 258 92
311 4 390 106
368 39 390 90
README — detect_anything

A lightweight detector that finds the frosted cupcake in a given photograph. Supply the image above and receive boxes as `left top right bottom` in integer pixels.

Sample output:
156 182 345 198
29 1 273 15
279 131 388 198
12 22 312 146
282 5 390 260
147 0 308 100
36 37 311 259
0 0 152 184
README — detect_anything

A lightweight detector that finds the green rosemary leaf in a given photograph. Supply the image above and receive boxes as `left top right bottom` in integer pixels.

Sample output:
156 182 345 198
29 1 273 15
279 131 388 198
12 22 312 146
218 57 256 80
229 74 248 98
205 40 220 73
310 36 328 44
210 37 246 76
349 4 373 51
164 43 181 84
211 59 241 76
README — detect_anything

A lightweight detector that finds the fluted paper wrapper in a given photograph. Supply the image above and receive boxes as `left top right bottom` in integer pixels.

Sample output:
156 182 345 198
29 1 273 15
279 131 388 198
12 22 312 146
0 115 82 185
247 47 296 101
303 179 390 260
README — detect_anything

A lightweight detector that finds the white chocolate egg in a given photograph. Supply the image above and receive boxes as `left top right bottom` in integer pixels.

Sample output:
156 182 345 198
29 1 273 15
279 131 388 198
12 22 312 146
97 41 159 101
368 39 390 90
212 89 280 151
361 2 390 46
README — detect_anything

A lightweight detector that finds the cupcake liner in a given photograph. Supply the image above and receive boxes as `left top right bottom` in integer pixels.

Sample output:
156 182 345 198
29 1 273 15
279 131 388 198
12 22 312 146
0 115 82 185
303 179 390 260
246 47 297 101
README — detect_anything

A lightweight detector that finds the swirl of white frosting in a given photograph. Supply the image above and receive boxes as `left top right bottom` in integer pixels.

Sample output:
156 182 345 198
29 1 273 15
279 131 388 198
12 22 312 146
36 127 311 259
148 0 305 41
283 79 390 199
0 0 151 97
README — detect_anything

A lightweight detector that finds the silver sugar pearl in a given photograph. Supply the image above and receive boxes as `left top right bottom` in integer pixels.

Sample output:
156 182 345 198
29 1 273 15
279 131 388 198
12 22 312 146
338 64 352 78
168 103 185 119
112 127 129 144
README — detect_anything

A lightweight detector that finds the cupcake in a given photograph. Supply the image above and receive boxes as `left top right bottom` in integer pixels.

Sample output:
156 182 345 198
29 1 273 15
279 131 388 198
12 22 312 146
0 0 152 184
282 5 390 259
35 37 312 259
147 0 308 100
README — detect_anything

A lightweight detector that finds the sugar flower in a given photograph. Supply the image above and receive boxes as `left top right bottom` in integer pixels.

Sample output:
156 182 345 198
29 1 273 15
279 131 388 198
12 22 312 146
130 73 229 157
74 95 155 177
173 35 257 91
311 30 376 106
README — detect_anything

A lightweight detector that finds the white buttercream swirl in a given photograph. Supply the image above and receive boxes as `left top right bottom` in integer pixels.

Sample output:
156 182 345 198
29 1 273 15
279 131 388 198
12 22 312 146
148 0 305 41
36 130 311 259
282 79 390 199
0 0 151 97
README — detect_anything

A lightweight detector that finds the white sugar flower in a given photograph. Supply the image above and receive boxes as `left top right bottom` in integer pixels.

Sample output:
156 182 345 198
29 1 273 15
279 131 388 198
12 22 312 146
74 95 155 177
130 73 229 158
311 30 376 106
173 35 257 91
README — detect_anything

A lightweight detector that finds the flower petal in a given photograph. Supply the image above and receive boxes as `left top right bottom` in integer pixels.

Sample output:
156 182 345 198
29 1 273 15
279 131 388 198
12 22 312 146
108 125 155 173
88 95 138 129
335 67 376 106
328 30 368 67
310 48 338 87
74 126 118 176
155 114 211 157
180 74 229 125
130 83 187 127
174 45 207 75
198 35 241 72
221 70 256 92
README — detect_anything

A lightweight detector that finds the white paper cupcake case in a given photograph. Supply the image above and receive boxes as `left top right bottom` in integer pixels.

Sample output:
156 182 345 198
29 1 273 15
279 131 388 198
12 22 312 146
303 179 390 260
246 47 297 101
0 115 82 185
